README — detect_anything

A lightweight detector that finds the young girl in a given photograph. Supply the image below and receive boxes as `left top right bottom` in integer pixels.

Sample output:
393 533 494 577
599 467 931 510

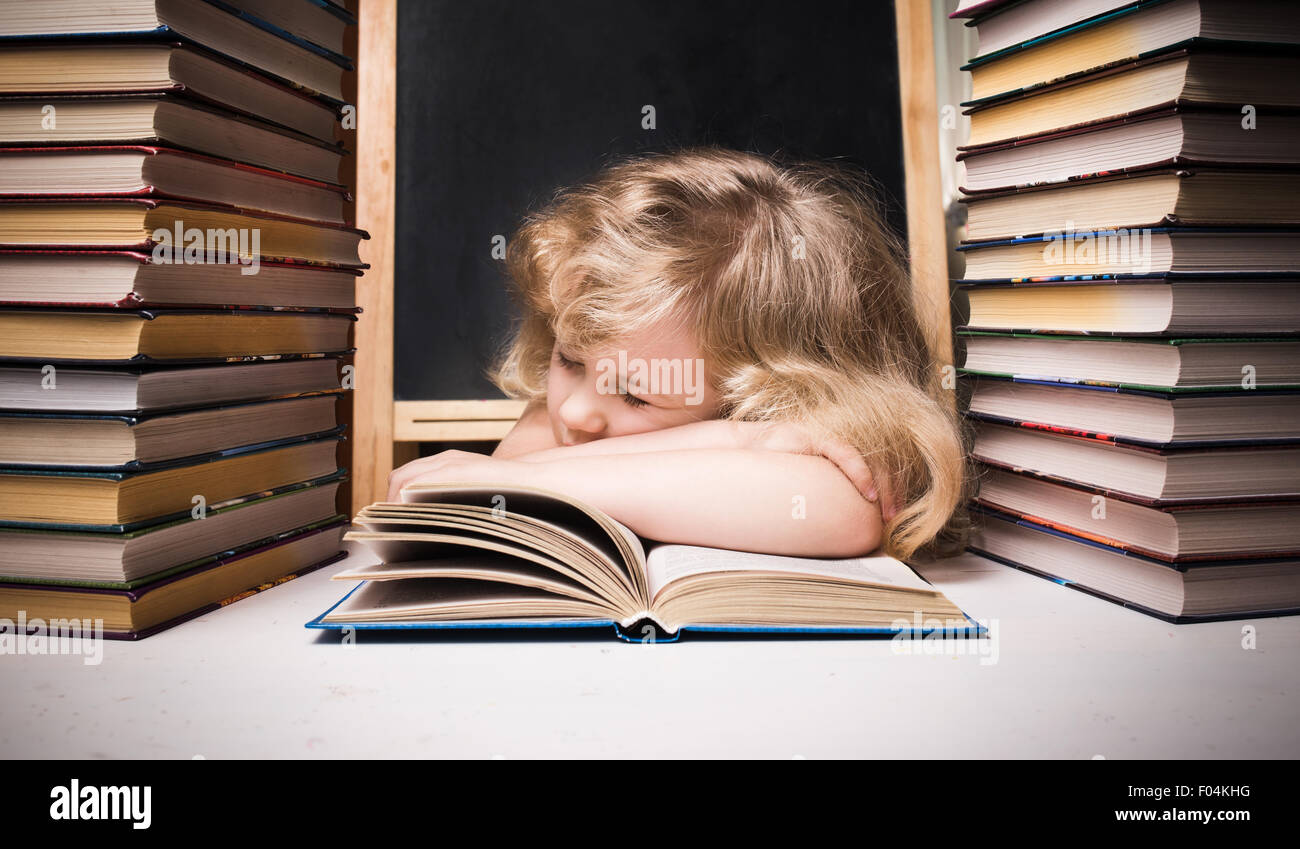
387 147 969 560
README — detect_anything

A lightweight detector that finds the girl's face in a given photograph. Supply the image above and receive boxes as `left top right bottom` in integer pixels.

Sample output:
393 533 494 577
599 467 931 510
546 320 722 445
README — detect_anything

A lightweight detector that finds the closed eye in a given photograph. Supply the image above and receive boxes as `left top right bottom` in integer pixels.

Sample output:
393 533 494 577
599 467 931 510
555 347 649 408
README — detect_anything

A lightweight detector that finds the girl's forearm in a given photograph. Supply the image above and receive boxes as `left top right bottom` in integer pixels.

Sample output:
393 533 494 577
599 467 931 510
519 448 882 558
514 419 744 463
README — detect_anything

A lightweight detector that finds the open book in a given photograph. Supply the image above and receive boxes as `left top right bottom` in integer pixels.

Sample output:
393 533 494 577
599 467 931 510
308 484 981 642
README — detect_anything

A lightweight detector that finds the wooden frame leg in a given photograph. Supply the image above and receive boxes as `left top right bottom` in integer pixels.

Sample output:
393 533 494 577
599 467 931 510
352 0 398 514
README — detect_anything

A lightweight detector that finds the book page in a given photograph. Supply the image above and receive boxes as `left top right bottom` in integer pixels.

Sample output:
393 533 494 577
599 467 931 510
332 551 607 605
399 484 629 567
645 544 935 602
320 578 613 624
606 516 647 576
398 482 650 600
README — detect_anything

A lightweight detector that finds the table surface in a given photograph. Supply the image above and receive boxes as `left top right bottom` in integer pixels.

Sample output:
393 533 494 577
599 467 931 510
6 538 1298 759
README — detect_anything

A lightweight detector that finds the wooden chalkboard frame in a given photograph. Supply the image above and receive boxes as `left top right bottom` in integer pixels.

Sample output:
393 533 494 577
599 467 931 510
350 0 950 513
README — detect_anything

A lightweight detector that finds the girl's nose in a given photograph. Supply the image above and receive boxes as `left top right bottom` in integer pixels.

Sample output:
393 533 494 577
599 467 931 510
557 385 607 438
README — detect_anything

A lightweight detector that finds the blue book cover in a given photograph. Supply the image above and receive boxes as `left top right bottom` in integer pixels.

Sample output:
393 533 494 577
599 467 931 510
305 584 988 644
957 226 1300 252
306 0 356 27
201 0 353 68
962 1 1157 69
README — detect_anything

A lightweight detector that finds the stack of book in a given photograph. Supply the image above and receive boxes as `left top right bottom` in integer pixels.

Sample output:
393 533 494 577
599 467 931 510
950 0 1300 621
0 0 364 638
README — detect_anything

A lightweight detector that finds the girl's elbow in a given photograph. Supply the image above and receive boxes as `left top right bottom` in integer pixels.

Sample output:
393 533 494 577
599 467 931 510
818 513 884 558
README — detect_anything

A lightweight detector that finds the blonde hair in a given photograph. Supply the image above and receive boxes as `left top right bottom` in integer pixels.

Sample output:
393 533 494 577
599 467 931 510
492 147 972 559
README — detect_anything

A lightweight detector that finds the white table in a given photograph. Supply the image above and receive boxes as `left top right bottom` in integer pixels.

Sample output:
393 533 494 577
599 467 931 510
5 539 1298 758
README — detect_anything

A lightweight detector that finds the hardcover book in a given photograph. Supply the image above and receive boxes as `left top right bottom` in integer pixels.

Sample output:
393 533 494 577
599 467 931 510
969 505 1300 622
960 277 1300 334
0 249 359 309
962 374 1300 445
957 331 1300 390
0 473 344 584
0 95 344 183
955 0 1166 56
0 356 344 413
963 49 1300 148
973 464 1300 561
0 394 341 468
0 520 348 639
961 0 1300 102
969 418 1300 502
0 146 349 223
957 229 1300 281
960 168 1300 242
0 0 349 101
0 43 341 141
958 109 1300 193
0 433 342 527
0 308 355 363
308 484 985 642
0 198 367 266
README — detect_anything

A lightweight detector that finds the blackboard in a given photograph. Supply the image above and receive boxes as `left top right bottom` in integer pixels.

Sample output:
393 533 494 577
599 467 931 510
394 0 907 402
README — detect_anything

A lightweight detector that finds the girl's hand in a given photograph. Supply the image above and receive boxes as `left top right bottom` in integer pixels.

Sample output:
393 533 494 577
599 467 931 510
385 450 534 501
736 421 901 522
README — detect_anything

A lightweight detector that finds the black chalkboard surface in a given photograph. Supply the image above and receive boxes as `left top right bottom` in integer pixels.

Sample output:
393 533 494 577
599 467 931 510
394 0 906 402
